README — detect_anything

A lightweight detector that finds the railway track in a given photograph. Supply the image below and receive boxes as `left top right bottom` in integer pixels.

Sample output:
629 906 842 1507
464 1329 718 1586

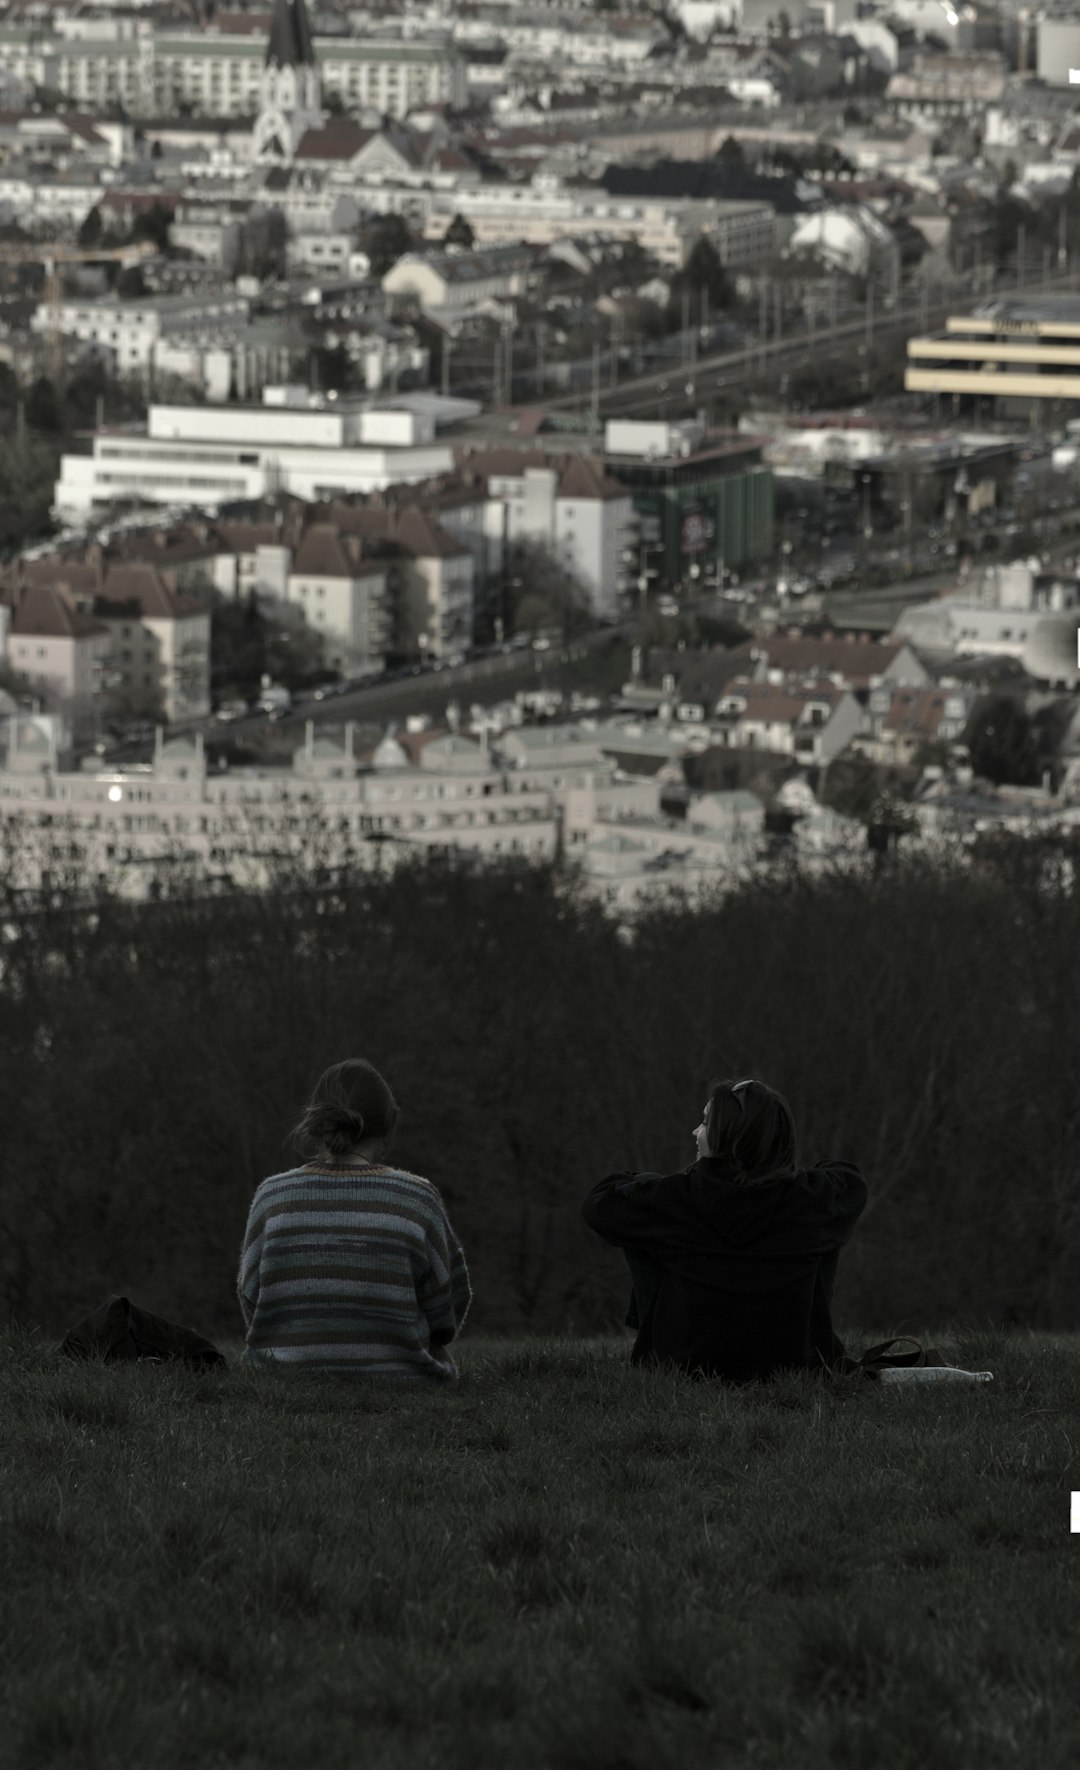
526 273 1080 421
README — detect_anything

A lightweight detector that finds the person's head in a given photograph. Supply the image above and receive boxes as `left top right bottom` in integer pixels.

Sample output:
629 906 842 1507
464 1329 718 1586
290 1059 400 1162
693 1077 796 1182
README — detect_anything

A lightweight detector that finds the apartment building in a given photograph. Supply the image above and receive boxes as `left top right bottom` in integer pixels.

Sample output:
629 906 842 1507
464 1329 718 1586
315 502 475 659
422 179 728 268
0 719 662 898
460 450 635 622
1 557 211 726
0 19 465 121
3 584 110 737
285 525 391 676
35 291 251 381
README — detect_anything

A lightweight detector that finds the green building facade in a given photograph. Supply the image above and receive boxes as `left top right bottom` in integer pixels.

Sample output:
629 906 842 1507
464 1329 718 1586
612 442 774 589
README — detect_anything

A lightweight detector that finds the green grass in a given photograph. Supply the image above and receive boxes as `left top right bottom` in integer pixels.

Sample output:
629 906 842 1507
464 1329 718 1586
3 1326 1078 1770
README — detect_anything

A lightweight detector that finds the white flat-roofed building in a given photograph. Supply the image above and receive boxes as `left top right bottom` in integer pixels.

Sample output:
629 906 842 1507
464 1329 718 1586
1036 18 1080 88
891 597 1080 686
53 390 479 522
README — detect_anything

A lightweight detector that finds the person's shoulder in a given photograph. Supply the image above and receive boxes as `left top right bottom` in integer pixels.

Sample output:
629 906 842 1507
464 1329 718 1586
371 1165 446 1205
805 1160 865 1183
255 1166 307 1192
374 1163 437 1187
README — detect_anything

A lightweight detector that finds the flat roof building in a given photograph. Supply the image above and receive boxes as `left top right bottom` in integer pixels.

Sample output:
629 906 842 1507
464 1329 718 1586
906 298 1080 412
54 389 480 521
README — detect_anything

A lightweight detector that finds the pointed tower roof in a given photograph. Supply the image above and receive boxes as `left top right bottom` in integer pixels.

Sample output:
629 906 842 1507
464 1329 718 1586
266 0 316 68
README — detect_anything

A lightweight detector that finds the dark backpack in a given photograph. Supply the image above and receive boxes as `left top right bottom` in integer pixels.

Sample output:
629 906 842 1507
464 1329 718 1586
58 1295 226 1369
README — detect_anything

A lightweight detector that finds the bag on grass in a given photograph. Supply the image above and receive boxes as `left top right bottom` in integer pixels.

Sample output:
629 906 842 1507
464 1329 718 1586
58 1294 226 1369
851 1336 992 1386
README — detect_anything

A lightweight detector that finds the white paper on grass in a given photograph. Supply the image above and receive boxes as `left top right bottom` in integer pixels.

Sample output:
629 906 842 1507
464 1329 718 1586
875 1367 993 1386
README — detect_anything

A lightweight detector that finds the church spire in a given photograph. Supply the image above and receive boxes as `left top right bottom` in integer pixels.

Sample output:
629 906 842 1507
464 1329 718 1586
265 0 316 69
254 0 323 164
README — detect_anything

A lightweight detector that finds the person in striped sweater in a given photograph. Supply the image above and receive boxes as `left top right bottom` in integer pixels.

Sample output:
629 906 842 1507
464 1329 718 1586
238 1059 472 1379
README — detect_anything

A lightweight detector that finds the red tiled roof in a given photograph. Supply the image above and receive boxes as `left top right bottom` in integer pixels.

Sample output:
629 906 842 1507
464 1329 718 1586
881 688 959 738
96 563 201 620
319 502 470 561
9 582 107 641
98 191 178 213
292 523 381 579
729 635 903 687
295 119 379 162
725 676 842 725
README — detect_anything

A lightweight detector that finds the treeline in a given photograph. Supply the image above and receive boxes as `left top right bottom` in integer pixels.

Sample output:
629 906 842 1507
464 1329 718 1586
3 846 1078 1342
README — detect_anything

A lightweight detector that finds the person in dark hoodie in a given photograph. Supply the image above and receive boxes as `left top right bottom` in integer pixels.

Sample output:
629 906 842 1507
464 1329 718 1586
581 1077 867 1384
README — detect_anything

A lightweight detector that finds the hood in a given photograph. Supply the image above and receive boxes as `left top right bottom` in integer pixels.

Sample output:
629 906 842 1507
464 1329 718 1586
686 1154 801 1248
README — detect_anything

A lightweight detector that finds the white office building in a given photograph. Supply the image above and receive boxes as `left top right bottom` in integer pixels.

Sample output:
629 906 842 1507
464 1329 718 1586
53 389 480 522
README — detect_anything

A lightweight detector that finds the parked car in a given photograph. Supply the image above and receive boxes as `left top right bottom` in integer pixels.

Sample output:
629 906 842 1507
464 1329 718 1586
214 700 249 723
256 685 292 715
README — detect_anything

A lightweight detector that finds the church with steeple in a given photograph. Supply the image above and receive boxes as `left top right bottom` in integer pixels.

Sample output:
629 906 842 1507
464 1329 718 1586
253 0 324 164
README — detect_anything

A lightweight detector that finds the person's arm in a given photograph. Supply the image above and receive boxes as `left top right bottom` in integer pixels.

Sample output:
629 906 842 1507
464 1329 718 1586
807 1160 868 1246
580 1169 671 1251
419 1207 472 1347
237 1201 263 1332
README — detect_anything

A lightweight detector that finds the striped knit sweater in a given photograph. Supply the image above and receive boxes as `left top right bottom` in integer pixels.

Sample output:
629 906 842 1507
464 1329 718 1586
237 1158 472 1380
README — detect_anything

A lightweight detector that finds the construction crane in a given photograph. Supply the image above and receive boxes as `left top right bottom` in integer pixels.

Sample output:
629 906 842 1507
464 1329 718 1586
0 239 158 379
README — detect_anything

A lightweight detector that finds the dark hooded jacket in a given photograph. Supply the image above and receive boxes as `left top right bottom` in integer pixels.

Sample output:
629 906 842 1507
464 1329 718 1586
581 1156 867 1383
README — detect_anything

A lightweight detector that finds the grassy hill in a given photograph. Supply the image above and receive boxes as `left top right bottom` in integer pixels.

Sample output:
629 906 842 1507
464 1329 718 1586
4 1325 1077 1770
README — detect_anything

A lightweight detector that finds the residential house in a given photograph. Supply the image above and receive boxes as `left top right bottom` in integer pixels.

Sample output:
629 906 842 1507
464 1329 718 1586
686 788 766 847
321 500 475 660
786 204 901 289
856 683 977 766
89 562 212 725
461 448 636 620
732 633 932 690
3 582 110 737
382 246 537 321
286 523 391 675
1 550 211 727
715 676 863 763
885 52 1006 119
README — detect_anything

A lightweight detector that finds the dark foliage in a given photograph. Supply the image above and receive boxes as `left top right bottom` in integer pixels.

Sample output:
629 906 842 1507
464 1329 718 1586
364 213 416 280
444 212 475 250
2 850 1077 1342
965 695 1040 786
